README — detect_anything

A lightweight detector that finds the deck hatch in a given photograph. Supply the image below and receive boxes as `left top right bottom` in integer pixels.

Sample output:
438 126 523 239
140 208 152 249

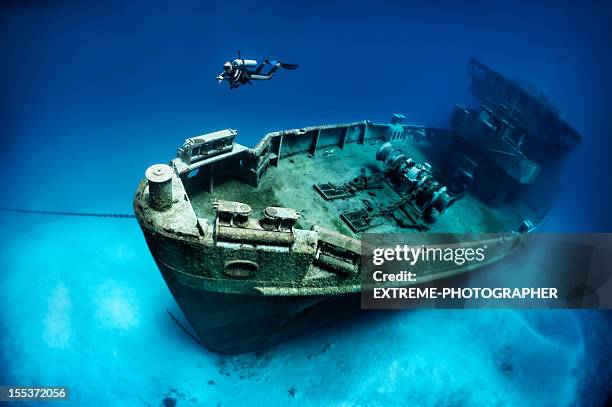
313 182 351 201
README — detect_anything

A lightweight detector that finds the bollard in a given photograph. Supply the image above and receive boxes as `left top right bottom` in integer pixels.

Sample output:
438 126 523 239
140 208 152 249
145 164 174 211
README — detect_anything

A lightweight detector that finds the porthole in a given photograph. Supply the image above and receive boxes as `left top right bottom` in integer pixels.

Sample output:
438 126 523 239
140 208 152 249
224 260 258 278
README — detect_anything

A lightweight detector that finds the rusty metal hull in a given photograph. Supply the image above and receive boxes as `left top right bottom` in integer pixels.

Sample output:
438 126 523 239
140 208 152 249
153 254 360 354
136 222 361 353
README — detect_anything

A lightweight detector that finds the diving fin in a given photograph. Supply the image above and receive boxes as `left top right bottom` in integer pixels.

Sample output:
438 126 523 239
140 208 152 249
265 59 299 69
280 62 299 70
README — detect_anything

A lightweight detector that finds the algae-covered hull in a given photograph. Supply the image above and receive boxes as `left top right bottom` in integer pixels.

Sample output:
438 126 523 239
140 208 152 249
134 59 580 354
157 258 359 354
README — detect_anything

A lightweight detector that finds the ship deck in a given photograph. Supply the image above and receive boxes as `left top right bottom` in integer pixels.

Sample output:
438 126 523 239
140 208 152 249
186 141 518 237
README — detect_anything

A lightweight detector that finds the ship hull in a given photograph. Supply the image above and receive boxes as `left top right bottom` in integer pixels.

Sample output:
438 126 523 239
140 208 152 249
156 259 360 354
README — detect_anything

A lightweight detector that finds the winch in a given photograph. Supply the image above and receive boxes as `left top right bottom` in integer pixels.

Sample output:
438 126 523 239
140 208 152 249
376 142 456 215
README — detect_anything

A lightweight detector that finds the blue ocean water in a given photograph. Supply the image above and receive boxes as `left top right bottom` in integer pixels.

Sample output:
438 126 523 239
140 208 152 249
1 1 611 405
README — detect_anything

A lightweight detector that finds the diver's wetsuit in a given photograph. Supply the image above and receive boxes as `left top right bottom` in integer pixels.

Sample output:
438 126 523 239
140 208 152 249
217 58 298 89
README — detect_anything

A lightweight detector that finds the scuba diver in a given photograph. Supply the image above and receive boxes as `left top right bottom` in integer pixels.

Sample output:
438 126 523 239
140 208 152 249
217 51 298 89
